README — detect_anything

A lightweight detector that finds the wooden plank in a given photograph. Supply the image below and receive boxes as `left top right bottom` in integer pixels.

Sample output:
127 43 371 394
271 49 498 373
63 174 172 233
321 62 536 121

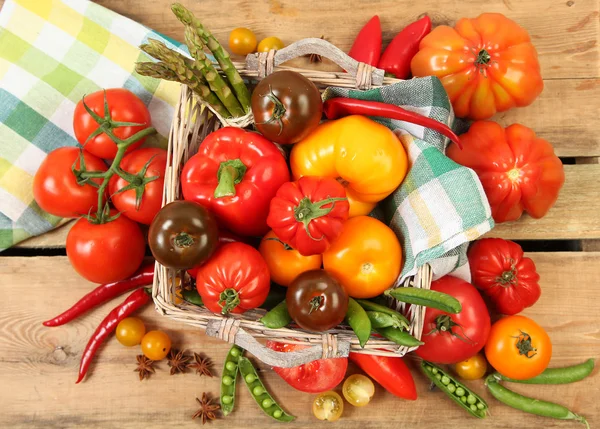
0 253 598 428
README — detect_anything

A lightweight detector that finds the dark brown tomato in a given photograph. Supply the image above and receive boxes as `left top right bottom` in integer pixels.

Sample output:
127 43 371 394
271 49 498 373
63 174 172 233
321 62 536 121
251 70 323 144
148 201 219 270
286 269 348 332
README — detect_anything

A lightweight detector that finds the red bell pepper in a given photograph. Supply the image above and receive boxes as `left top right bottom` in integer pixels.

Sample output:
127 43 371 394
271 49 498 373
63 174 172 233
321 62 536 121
267 176 349 256
349 353 417 400
348 15 382 66
181 127 290 237
378 16 431 79
195 242 270 314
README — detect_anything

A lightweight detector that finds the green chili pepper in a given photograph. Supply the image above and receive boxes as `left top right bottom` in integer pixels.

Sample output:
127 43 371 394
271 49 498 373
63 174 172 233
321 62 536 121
375 326 423 347
355 299 410 329
421 361 488 419
220 345 243 416
485 374 588 427
181 288 203 306
259 300 292 329
345 298 371 347
238 357 295 422
386 288 462 314
496 359 594 385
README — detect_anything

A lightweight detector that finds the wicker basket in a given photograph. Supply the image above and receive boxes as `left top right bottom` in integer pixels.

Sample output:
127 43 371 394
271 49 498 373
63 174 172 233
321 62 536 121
152 38 433 368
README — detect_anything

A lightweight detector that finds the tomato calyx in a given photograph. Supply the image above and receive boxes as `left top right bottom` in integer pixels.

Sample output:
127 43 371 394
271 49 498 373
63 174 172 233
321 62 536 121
294 196 347 241
513 330 538 358
113 155 160 209
254 85 286 136
265 236 293 250
214 159 247 198
81 203 121 225
218 288 241 314
497 267 517 286
308 295 324 314
174 231 195 248
71 150 104 188
427 314 474 344
475 49 491 66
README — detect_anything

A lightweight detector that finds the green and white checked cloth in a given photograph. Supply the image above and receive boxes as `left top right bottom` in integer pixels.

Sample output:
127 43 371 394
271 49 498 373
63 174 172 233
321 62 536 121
324 78 494 282
0 0 186 250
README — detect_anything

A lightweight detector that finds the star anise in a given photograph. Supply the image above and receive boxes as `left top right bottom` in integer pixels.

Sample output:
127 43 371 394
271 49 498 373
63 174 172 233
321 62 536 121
134 355 155 381
305 35 326 63
187 352 213 377
167 349 191 375
192 392 220 424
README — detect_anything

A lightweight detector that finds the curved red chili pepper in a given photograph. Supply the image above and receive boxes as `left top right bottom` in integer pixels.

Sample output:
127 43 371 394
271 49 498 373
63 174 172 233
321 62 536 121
348 15 382 66
76 288 151 383
43 263 154 327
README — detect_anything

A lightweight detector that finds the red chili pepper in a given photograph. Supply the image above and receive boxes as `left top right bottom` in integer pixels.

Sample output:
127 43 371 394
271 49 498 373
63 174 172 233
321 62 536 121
323 98 461 147
349 353 417 400
378 16 432 79
43 263 154 327
348 15 382 66
76 288 151 383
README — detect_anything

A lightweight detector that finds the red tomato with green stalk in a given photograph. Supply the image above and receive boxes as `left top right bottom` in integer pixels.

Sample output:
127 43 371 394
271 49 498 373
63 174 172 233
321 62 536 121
468 238 541 315
73 89 153 159
195 242 270 314
181 127 290 237
267 176 349 256
266 341 348 393
415 276 491 364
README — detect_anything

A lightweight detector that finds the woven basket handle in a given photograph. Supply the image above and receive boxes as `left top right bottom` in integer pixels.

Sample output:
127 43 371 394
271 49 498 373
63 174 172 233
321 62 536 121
245 37 385 89
206 319 350 368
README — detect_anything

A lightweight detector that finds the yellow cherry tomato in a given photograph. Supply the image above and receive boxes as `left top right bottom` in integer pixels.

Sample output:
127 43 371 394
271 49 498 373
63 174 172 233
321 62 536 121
229 27 257 55
312 391 344 421
342 374 375 407
290 115 408 217
141 330 172 360
323 216 402 298
257 36 284 52
115 317 146 347
454 353 488 380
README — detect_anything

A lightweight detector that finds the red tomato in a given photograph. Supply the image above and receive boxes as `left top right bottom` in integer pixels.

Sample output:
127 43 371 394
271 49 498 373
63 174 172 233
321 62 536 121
186 229 246 278
266 341 348 393
415 276 491 364
33 147 107 218
73 89 151 159
108 148 167 225
66 212 146 284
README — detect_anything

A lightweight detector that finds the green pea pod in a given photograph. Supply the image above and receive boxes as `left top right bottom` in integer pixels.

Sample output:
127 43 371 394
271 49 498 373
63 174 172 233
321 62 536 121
181 289 203 306
386 288 462 314
375 327 423 347
367 311 405 329
486 375 588 427
421 361 488 419
220 345 243 416
345 298 371 348
497 359 594 385
355 299 410 329
259 300 292 329
238 357 295 422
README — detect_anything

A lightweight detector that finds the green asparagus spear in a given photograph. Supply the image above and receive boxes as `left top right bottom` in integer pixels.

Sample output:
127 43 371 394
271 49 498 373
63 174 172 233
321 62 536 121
171 3 251 113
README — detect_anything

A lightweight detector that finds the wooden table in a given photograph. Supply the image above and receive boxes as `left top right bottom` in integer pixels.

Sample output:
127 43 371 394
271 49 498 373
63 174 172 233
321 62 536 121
2 0 599 428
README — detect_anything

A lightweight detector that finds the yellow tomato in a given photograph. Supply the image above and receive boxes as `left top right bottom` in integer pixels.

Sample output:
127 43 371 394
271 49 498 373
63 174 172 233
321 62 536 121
290 116 408 217
228 27 257 55
342 374 375 407
115 317 146 347
454 353 488 380
257 36 284 52
323 216 402 298
141 330 172 361
313 391 344 421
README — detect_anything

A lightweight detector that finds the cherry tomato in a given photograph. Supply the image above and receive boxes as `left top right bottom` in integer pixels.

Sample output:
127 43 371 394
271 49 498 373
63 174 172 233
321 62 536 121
323 216 402 298
115 317 146 347
259 231 322 287
251 70 323 144
342 374 375 407
266 341 348 393
66 212 145 284
257 36 284 52
108 148 167 225
33 147 107 218
485 315 552 380
313 391 344 421
73 89 151 159
286 269 348 332
141 330 172 361
454 353 487 380
148 201 219 270
228 27 257 55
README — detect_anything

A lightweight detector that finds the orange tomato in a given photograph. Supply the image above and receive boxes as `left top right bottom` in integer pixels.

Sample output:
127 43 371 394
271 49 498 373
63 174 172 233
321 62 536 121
323 216 402 298
485 315 552 380
259 231 322 286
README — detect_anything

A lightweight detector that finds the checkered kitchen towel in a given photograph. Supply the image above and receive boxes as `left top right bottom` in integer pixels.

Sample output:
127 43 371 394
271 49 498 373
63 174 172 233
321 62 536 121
0 0 185 250
324 78 494 282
